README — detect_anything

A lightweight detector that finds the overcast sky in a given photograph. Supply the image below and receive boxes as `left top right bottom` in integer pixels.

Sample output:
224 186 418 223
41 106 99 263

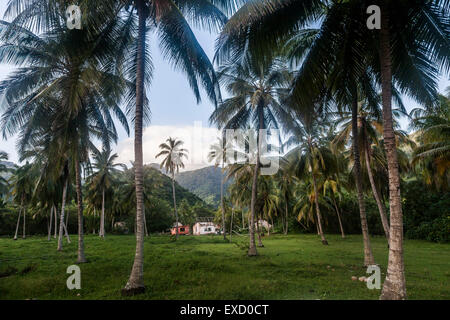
0 2 449 170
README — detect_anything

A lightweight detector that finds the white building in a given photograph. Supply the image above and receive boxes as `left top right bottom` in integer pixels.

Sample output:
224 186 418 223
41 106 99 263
193 220 220 235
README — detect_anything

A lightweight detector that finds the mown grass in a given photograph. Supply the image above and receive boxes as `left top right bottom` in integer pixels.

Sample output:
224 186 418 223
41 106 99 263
0 234 448 300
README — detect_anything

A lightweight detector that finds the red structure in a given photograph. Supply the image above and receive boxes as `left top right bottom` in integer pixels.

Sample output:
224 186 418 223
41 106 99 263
170 225 190 235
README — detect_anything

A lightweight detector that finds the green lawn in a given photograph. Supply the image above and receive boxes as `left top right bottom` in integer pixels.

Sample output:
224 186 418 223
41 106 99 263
0 234 448 300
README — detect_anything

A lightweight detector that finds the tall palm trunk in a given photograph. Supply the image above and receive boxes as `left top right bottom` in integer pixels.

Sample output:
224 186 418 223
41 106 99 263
48 206 53 241
364 143 390 241
311 174 328 245
171 173 179 240
75 160 86 263
331 193 345 238
284 202 289 235
22 205 26 239
230 206 234 242
248 105 264 256
352 91 375 266
100 187 105 238
379 7 406 300
122 0 146 295
53 204 57 239
64 208 71 243
256 218 264 247
220 162 226 240
13 197 23 240
57 176 69 251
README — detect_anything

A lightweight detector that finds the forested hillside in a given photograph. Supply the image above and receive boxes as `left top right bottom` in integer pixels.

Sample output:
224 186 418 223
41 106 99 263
175 166 231 205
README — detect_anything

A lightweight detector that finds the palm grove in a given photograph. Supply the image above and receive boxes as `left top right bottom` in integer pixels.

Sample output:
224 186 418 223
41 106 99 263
0 0 448 300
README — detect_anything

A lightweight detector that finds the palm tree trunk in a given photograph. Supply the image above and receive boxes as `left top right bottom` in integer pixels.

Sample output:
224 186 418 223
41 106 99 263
284 202 289 235
143 205 148 237
230 206 234 242
48 206 53 241
311 174 328 245
57 176 69 251
221 162 226 240
172 173 179 240
13 198 23 240
256 218 264 247
53 204 57 239
352 91 375 266
64 208 71 243
379 6 406 300
75 159 86 263
122 0 146 295
248 106 264 256
364 143 390 241
22 205 26 239
331 193 345 238
100 187 105 238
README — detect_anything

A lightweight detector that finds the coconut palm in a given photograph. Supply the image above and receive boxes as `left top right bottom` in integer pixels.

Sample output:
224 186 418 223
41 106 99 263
0 13 130 262
208 137 234 240
411 91 450 190
115 0 240 295
9 162 35 240
210 55 292 256
87 147 126 238
217 0 449 299
284 114 337 245
0 151 12 198
156 137 188 240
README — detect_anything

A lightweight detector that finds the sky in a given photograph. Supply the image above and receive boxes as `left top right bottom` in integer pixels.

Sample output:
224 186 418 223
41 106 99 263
0 2 449 170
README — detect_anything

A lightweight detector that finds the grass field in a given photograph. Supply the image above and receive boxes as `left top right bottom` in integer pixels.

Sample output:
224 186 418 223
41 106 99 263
0 234 449 300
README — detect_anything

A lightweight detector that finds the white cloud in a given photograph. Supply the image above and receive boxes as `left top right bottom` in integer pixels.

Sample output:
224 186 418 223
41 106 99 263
114 123 221 171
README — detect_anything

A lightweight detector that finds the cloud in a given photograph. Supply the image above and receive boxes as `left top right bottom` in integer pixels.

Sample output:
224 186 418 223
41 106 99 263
114 123 221 171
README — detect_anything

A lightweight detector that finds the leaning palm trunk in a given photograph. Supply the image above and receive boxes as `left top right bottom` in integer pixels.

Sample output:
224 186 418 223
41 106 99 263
57 176 69 251
48 206 53 241
379 7 406 300
53 205 57 239
364 143 390 241
352 93 375 266
311 174 328 245
122 0 146 295
75 160 86 263
171 174 179 240
220 162 226 240
331 193 345 238
100 187 105 238
13 198 23 240
64 209 71 243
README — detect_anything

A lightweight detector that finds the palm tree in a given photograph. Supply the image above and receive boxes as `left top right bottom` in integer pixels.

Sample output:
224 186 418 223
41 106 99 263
117 0 238 295
156 137 188 240
0 13 130 262
208 137 233 240
9 162 35 240
217 0 449 299
210 55 292 256
88 147 126 238
0 151 11 198
411 91 450 190
275 167 293 235
284 114 336 245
